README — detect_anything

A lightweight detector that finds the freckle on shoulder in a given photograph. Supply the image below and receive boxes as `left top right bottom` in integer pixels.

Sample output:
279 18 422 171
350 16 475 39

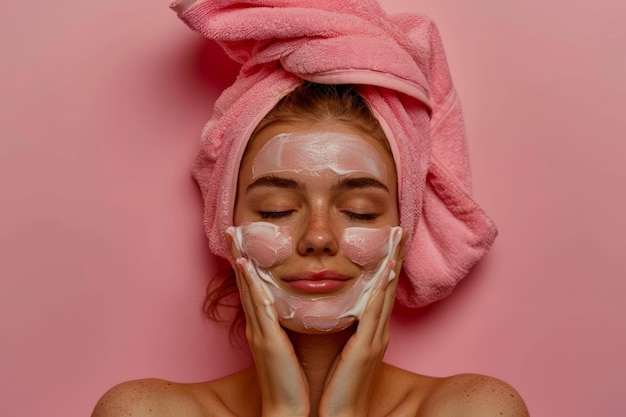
91 378 206 417
422 373 529 417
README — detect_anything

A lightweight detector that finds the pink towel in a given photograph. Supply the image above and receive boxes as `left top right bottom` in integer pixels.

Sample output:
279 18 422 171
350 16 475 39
171 0 498 308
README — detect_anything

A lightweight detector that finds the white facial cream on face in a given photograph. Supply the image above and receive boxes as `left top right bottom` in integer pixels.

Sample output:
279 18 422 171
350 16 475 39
233 222 292 268
227 223 403 332
251 132 388 180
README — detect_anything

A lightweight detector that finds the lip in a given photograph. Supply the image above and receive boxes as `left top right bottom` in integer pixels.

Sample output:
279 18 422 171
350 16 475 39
282 271 351 293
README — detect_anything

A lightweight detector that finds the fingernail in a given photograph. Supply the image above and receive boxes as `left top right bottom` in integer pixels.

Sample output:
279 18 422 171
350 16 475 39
236 258 247 272
225 226 236 238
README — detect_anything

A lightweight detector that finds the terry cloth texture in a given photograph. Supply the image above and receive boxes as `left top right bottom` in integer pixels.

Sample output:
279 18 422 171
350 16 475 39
171 0 498 308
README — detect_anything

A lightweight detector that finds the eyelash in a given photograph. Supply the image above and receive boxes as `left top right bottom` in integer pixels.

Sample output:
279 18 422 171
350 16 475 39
343 211 378 222
258 210 378 222
258 210 295 219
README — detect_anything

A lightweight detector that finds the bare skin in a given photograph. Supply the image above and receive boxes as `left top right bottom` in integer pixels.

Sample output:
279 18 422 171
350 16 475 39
91 368 529 417
91 122 529 417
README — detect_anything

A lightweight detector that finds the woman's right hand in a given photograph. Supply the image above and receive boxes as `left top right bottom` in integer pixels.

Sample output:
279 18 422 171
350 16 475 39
229 239 311 417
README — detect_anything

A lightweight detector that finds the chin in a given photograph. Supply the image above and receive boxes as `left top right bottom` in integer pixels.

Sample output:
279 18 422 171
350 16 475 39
279 314 357 334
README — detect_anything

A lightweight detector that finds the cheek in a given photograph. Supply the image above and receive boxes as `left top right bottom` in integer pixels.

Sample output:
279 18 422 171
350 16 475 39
340 226 392 269
240 222 292 268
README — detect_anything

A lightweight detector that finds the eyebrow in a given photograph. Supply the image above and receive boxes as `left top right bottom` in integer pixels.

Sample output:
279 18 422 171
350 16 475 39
246 175 307 192
331 177 389 193
246 175 390 193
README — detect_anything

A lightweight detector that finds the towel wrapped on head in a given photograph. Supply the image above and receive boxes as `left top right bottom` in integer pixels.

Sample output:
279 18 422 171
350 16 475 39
171 0 498 308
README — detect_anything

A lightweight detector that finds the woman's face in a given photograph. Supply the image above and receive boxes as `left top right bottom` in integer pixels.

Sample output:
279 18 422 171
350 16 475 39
232 121 400 333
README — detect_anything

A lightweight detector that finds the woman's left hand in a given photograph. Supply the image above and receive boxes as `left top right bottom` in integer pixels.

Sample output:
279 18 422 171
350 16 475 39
318 231 404 417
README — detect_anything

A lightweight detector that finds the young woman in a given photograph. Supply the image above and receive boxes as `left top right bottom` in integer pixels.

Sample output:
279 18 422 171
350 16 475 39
93 0 530 415
92 83 528 417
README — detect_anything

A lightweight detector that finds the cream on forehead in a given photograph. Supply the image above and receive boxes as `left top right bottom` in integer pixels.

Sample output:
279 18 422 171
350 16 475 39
252 131 388 179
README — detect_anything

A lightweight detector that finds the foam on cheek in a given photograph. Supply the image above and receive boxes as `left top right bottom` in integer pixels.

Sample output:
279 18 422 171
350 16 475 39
340 227 392 268
237 222 292 268
252 132 387 179
335 226 402 321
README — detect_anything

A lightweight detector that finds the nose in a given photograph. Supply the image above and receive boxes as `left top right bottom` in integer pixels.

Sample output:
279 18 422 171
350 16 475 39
296 209 338 256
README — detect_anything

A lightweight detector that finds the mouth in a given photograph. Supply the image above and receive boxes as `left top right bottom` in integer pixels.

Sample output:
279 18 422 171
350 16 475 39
282 271 351 294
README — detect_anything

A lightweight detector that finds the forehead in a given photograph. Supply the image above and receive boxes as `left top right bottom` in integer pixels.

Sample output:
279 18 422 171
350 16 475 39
253 132 390 179
241 121 397 179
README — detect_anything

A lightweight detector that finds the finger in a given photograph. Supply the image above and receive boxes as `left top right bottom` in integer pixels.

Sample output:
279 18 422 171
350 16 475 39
374 262 399 342
225 227 243 260
357 227 402 340
239 258 279 327
234 258 262 332
354 258 395 342
368 227 403 341
226 227 279 335
369 226 404 294
388 226 405 274
225 228 258 327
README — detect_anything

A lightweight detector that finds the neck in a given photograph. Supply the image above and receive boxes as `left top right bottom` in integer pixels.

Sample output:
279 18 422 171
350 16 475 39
284 323 357 415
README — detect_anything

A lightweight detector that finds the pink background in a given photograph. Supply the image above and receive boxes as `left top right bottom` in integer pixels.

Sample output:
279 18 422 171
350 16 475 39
1 0 624 416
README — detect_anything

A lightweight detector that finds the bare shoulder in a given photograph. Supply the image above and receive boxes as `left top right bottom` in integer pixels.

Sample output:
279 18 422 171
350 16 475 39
421 373 529 417
90 378 213 417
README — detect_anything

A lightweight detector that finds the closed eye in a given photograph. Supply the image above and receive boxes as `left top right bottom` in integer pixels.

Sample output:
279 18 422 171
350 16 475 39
258 210 296 219
343 211 379 222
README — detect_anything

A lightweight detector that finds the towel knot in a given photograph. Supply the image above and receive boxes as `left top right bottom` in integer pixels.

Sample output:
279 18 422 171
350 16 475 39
175 0 441 107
